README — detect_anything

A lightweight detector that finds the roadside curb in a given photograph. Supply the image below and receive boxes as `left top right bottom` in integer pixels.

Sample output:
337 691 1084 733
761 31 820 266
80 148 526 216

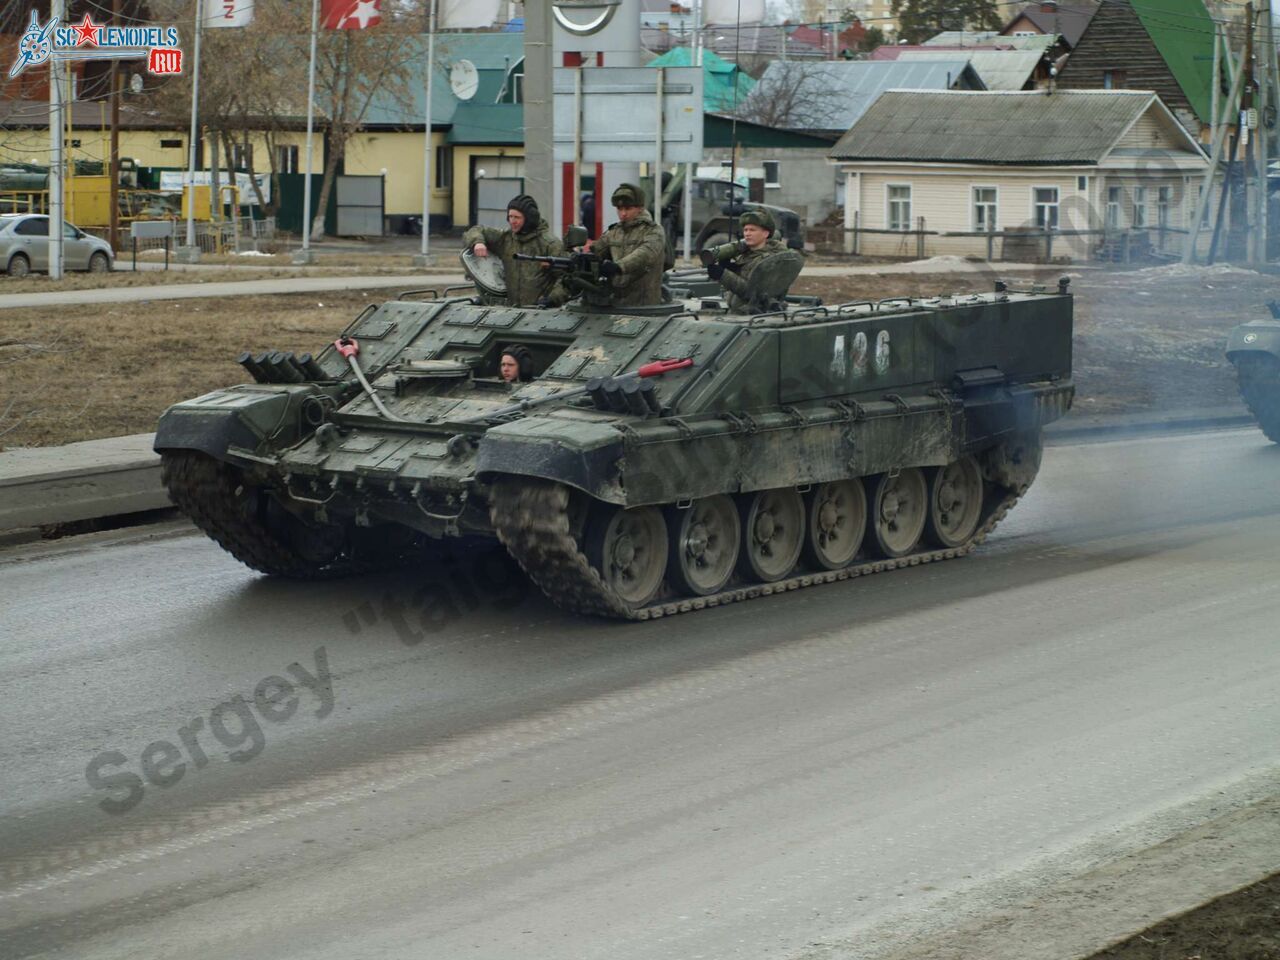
0 409 1262 534
0 434 169 531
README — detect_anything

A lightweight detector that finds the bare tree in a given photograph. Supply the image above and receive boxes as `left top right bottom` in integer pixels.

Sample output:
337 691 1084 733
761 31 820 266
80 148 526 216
732 62 844 131
142 0 419 238
307 21 418 239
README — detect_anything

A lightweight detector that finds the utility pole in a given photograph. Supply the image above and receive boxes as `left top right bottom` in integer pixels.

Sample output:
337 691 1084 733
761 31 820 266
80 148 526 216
1242 2 1260 265
1255 3 1272 265
523 0 555 222
181 0 204 263
49 0 65 280
109 0 122 254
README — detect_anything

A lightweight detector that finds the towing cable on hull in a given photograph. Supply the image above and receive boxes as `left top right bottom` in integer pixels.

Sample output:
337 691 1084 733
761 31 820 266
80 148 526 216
334 335 407 422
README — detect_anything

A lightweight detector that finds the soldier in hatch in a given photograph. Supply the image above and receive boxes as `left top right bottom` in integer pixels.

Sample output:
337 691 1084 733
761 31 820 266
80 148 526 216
463 195 569 308
587 183 669 307
706 209 804 314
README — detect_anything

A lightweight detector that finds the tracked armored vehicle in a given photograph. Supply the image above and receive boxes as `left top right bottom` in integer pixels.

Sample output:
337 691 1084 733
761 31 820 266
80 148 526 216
1227 302 1280 443
156 263 1074 620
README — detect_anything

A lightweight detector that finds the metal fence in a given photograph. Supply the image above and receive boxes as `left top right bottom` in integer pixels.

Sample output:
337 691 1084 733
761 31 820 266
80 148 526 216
128 216 276 255
842 212 1191 262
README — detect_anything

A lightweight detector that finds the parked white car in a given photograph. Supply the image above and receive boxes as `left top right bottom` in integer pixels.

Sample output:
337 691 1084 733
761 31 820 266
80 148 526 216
1 215 114 276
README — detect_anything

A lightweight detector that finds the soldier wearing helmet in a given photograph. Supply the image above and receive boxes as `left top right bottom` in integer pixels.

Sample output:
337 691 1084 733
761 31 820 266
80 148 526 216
463 195 569 307
587 183 669 307
705 209 804 314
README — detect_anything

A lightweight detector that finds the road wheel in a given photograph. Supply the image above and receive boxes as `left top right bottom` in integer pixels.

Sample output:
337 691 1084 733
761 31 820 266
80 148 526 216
7 253 30 278
867 469 927 558
803 480 866 570
585 505 668 608
88 251 111 273
667 495 740 596
925 456 985 548
737 487 805 583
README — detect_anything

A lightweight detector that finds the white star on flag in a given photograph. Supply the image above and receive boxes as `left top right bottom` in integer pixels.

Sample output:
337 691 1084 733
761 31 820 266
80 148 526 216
321 0 382 30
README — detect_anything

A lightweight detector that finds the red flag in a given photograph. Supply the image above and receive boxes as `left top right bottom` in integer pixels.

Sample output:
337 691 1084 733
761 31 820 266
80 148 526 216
321 0 382 29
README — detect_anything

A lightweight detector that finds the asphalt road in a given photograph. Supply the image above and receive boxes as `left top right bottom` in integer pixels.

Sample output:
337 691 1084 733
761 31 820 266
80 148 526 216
3 428 1279 960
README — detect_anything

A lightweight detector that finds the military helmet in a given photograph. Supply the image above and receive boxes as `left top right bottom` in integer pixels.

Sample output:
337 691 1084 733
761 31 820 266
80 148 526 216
739 209 776 235
507 194 540 233
610 183 646 208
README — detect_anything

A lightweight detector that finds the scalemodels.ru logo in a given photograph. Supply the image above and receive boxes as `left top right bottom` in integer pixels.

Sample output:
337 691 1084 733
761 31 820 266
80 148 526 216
8 10 184 79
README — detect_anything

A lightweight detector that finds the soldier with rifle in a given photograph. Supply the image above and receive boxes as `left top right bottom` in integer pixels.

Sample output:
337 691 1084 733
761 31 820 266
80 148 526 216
586 183 670 307
703 209 804 314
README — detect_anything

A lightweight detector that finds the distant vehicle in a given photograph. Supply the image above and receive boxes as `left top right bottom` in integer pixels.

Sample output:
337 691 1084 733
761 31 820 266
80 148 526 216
1226 300 1280 442
659 170 806 253
0 215 114 277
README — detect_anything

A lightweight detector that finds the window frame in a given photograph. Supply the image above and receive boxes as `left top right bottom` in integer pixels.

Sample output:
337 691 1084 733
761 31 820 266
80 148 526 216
1106 184 1123 229
886 182 912 232
1157 184 1172 229
971 184 999 233
1132 185 1148 228
1032 185 1060 230
230 143 253 171
435 145 453 190
762 159 781 188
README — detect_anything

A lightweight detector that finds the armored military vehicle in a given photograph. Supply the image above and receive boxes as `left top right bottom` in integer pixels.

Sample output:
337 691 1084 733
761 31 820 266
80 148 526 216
1226 302 1280 443
156 261 1074 620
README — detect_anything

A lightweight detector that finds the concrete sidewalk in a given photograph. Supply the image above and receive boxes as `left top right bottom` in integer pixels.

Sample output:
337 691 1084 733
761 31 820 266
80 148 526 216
0 274 471 310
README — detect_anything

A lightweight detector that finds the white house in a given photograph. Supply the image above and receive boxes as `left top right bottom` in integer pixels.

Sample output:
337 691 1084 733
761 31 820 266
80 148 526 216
829 89 1213 261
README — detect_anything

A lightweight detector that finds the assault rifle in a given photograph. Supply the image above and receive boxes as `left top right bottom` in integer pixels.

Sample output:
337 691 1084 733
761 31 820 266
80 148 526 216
513 250 620 303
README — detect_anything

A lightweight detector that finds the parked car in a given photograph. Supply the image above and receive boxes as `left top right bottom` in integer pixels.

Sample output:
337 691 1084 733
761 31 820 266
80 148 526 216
658 171 806 253
1 215 114 277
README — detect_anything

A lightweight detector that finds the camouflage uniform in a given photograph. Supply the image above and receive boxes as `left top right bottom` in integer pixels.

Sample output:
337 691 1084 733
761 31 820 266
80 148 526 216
718 237 802 313
715 209 804 314
591 185 667 307
462 197 568 307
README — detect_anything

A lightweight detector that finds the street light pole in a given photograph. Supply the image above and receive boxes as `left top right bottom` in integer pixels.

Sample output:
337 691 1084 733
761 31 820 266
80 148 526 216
49 0 65 280
415 0 437 267
180 0 204 262
293 0 320 264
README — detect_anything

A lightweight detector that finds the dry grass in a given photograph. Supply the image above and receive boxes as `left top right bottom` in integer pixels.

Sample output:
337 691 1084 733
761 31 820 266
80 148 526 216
0 286 423 449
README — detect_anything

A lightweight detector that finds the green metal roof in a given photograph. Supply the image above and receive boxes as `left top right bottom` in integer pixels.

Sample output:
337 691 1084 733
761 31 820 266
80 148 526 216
1131 0 1215 124
647 47 755 113
445 102 523 144
363 32 524 128
705 114 836 148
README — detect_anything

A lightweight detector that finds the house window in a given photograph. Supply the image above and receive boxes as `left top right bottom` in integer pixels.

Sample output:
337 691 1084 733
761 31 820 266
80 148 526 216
762 159 781 188
1106 185 1122 229
972 186 998 232
1157 185 1172 229
1077 175 1089 192
1103 69 1127 89
435 145 452 189
1133 186 1147 228
887 184 912 231
277 145 299 175
230 143 253 170
160 138 183 149
1033 186 1059 229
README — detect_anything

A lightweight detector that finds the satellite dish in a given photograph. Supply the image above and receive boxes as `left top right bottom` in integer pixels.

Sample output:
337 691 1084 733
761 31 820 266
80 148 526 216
449 60 479 101
130 73 144 95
